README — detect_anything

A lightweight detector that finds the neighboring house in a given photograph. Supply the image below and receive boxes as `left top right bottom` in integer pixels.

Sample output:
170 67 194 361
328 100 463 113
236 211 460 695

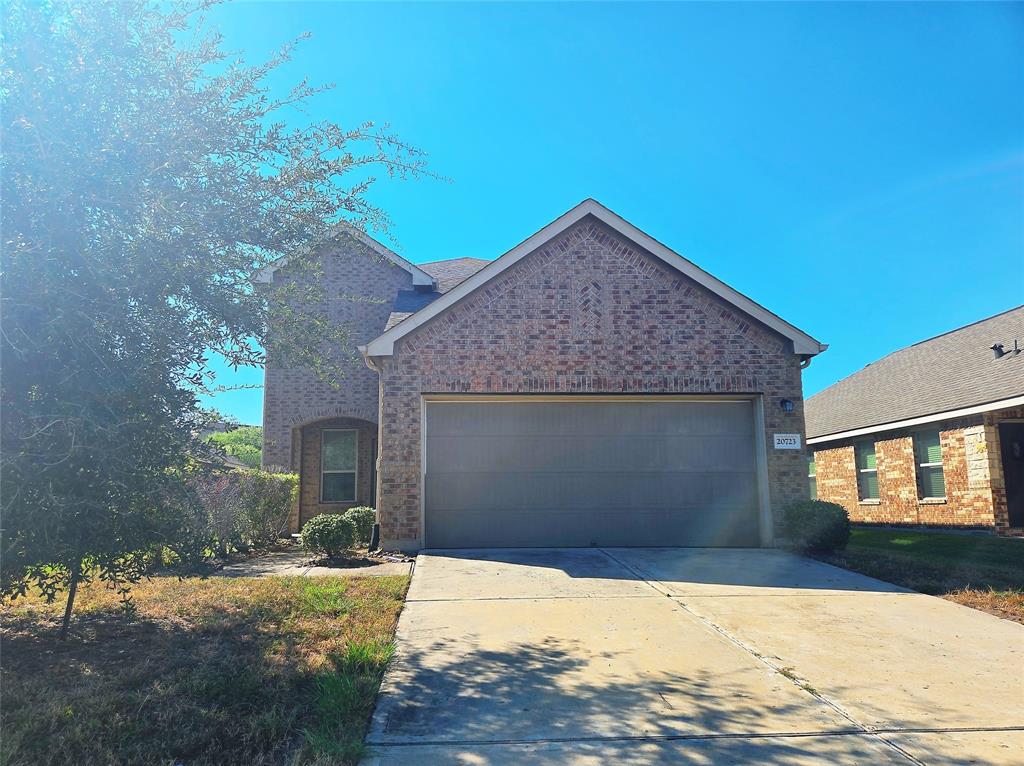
261 199 827 551
805 306 1024 536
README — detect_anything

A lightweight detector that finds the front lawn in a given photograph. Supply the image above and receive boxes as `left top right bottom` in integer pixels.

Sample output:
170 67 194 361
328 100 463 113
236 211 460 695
815 528 1024 623
0 575 409 766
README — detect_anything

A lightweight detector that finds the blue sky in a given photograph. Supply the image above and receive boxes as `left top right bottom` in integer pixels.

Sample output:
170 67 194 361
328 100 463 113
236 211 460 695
201 1 1024 425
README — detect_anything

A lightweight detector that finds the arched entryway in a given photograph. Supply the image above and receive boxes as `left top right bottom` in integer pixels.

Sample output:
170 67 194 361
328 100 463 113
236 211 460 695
293 416 378 531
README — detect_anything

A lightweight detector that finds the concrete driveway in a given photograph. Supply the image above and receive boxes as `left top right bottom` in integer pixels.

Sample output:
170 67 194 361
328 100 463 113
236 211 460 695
363 548 1024 765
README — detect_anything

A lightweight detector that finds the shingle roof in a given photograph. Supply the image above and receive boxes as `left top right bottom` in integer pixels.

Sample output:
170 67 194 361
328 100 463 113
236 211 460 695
382 258 490 331
394 290 440 313
384 312 414 331
418 257 489 293
805 306 1024 440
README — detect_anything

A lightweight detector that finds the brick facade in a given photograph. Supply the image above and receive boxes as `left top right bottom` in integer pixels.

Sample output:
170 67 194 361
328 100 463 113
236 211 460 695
261 234 412 528
811 405 1024 534
295 417 377 529
987 405 1024 533
374 216 809 550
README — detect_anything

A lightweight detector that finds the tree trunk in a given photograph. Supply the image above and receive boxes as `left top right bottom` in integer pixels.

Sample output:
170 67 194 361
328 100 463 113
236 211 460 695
59 565 81 641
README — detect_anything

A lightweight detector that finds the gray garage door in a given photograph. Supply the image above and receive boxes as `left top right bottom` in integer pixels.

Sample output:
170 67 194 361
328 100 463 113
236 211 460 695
424 398 762 548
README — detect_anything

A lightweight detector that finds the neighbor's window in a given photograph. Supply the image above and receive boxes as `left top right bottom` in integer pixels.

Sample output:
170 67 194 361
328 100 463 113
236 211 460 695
321 429 357 503
855 441 879 500
808 456 817 500
915 430 946 499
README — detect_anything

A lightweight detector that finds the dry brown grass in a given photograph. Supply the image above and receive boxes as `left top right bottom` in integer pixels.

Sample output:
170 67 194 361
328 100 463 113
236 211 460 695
945 587 1024 624
0 574 409 766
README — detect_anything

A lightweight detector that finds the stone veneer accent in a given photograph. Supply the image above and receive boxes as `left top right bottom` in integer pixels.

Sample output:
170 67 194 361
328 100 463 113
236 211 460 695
812 405 1024 534
261 234 412 529
373 216 808 550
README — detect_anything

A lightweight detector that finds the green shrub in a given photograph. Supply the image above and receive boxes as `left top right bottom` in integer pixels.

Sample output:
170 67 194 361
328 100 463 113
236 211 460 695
781 500 851 552
236 471 298 548
187 470 297 558
302 514 357 559
343 507 376 546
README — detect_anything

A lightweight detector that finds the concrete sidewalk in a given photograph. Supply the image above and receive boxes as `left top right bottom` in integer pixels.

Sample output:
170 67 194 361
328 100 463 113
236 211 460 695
362 547 1024 765
215 549 412 578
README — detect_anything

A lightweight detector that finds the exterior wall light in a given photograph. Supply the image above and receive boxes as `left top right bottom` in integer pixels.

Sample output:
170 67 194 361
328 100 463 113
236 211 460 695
780 399 795 413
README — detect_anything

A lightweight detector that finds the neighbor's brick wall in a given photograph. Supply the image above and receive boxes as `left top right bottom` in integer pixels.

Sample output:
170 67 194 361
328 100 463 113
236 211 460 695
261 233 411 470
297 417 377 528
375 215 809 549
812 416 999 528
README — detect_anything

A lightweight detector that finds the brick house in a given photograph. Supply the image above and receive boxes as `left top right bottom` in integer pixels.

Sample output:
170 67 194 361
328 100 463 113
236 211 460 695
262 199 827 551
805 306 1024 536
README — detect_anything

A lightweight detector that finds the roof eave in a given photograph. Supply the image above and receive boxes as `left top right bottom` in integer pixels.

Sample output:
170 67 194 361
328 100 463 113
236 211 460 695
806 393 1024 445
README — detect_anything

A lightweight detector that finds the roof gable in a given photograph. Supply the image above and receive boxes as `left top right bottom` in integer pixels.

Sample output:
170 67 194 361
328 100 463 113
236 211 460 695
806 305 1024 442
362 199 826 358
255 224 436 289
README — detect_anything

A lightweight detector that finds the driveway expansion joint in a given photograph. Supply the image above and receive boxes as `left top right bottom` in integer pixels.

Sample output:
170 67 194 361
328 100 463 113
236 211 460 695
368 549 1023 765
596 548 928 766
366 724 1024 749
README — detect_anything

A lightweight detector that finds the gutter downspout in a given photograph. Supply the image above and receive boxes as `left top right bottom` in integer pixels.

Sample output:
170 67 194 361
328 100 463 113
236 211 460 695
358 345 382 374
358 344 385 549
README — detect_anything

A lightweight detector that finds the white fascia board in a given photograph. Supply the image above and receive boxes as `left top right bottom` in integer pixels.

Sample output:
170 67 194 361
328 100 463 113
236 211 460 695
255 224 435 288
806 394 1024 445
364 198 826 357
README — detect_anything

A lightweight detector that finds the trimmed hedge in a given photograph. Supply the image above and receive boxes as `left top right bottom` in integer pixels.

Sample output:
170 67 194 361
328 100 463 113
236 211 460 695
301 514 357 559
189 470 297 558
235 471 298 548
781 499 851 552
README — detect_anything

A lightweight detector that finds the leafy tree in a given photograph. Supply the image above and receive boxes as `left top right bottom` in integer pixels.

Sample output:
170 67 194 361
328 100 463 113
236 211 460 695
208 425 263 469
0 0 429 637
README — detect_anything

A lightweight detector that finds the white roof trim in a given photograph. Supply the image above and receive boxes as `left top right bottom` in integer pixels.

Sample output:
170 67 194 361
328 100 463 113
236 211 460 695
255 224 435 288
806 394 1024 445
364 198 826 357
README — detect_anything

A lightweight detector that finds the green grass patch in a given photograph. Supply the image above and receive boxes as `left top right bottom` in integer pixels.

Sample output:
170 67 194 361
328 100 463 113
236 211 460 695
814 527 1024 623
846 528 1023 571
305 640 396 763
0 574 409 766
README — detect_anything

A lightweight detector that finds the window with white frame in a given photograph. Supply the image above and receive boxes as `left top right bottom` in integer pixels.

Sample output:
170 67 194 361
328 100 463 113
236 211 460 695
855 441 879 500
321 429 357 503
808 455 817 500
914 429 945 499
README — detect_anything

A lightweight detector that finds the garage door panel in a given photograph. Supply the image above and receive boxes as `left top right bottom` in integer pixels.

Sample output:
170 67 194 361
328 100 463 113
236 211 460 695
426 434 757 473
427 401 754 437
425 507 761 548
424 399 762 548
426 470 758 512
